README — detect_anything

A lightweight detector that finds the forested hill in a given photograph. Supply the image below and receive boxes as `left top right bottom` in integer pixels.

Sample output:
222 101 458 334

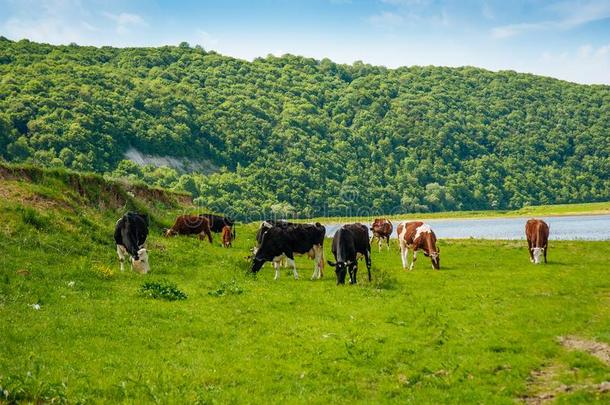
0 38 608 219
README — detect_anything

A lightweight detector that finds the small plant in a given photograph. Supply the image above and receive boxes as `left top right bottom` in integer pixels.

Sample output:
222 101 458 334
370 267 398 290
92 264 115 280
208 279 244 297
140 280 187 301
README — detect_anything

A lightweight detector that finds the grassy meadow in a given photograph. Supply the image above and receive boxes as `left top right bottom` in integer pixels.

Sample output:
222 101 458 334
1 169 609 403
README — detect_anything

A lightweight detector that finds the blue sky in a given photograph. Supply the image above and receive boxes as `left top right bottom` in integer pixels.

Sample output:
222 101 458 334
1 0 609 84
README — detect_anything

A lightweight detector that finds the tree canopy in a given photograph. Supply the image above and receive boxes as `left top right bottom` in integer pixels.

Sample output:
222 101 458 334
0 37 608 219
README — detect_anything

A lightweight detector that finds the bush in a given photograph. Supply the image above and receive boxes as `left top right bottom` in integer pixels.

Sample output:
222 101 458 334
139 280 187 301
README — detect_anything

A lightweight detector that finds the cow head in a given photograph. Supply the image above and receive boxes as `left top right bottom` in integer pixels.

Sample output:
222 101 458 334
251 258 265 273
531 247 544 264
132 248 150 274
430 250 440 270
327 260 356 285
164 228 177 237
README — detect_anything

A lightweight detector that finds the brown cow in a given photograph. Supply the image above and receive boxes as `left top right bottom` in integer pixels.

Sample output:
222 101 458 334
525 219 549 264
397 221 440 270
164 215 213 243
370 218 393 251
221 225 233 248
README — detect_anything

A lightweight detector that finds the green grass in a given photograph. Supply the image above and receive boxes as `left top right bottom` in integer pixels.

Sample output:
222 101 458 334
1 174 609 403
301 201 610 223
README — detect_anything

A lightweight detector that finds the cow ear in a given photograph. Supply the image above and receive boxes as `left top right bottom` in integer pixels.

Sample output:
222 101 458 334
327 260 336 267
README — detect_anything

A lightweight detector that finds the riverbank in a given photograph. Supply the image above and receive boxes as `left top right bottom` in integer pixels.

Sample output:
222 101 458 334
298 201 610 224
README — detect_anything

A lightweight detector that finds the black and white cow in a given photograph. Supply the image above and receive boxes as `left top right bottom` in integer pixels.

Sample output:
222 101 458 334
253 220 295 268
114 212 150 274
255 220 294 248
251 222 325 280
327 223 371 284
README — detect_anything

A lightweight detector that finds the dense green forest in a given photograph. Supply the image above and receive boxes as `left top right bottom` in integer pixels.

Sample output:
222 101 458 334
0 37 608 219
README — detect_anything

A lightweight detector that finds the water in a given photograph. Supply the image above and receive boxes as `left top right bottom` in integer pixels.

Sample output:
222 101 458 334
322 214 610 240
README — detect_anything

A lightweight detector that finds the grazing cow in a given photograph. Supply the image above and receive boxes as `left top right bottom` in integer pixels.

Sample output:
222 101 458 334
114 212 150 274
525 219 549 264
164 215 213 243
221 225 233 248
253 220 295 268
397 221 440 270
200 213 235 240
251 222 325 280
255 220 293 246
327 223 372 285
370 218 393 251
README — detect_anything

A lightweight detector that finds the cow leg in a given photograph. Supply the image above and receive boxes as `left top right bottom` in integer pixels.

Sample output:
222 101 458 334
348 263 357 284
544 245 548 264
273 259 281 280
386 236 391 251
409 250 417 271
286 252 298 280
206 229 213 244
116 245 128 272
378 237 382 252
400 243 408 269
311 245 323 280
365 249 372 282
527 239 534 263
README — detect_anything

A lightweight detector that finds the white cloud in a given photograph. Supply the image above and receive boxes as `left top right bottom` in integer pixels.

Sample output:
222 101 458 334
4 16 88 43
492 0 610 39
195 29 219 49
381 0 431 5
578 44 593 57
481 1 494 20
102 12 146 35
531 44 610 84
596 44 610 56
368 11 404 26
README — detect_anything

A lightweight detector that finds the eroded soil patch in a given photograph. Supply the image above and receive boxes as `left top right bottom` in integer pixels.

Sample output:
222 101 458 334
523 363 610 404
559 336 610 366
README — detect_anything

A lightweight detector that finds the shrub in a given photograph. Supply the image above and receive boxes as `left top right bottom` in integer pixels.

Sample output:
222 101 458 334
370 267 399 290
139 280 187 301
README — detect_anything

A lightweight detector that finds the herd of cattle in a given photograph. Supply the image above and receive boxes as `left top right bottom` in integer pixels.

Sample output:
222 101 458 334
114 212 550 284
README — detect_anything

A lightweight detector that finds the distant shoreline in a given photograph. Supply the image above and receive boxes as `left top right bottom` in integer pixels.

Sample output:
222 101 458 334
289 201 610 224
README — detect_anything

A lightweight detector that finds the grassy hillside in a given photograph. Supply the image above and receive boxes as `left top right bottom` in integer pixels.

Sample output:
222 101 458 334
1 38 609 219
1 166 609 403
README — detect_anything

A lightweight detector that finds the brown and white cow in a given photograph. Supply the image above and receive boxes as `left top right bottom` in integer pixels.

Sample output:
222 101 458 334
164 215 213 243
221 225 233 248
397 221 440 270
370 218 393 252
525 219 549 264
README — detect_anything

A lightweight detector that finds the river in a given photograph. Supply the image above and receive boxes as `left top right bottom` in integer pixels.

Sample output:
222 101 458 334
322 214 610 240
